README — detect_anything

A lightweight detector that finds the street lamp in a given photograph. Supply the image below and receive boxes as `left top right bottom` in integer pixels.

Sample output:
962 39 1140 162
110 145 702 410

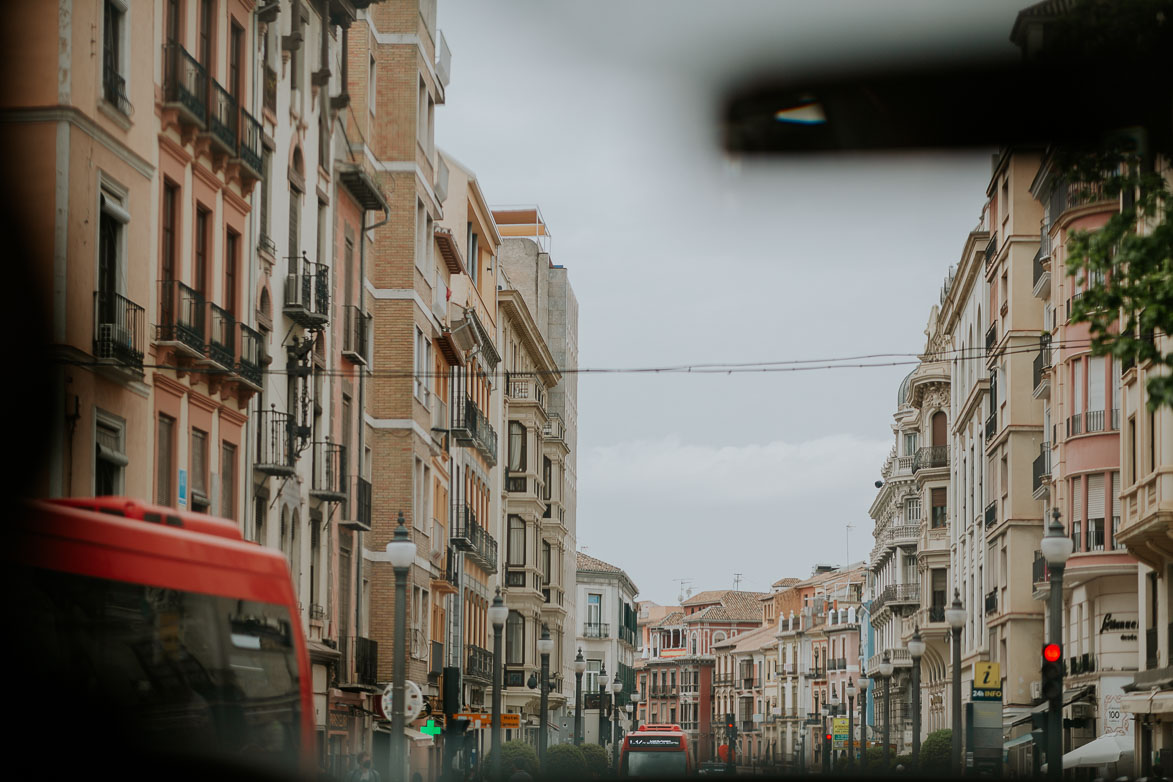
488 590 509 781
946 589 967 775
611 677 624 769
386 512 416 782
879 651 894 769
828 691 841 771
857 676 869 771
537 625 555 768
847 678 857 770
908 626 926 768
630 690 641 732
574 649 587 746
599 667 610 748
1042 508 1074 782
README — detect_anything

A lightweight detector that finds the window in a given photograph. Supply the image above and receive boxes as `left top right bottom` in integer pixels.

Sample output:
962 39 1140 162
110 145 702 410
1128 417 1137 485
369 54 376 113
1087 474 1105 551
220 442 236 520
931 487 947 528
508 516 525 566
508 422 526 472
260 149 272 245
310 522 321 609
903 431 918 456
254 493 266 545
95 413 127 496
166 0 181 43
97 188 128 326
191 429 209 512
587 593 601 626
467 223 479 285
198 0 215 70
157 414 174 506
225 230 239 315
586 659 601 692
542 541 551 585
904 497 921 523
194 207 211 300
543 457 552 501
1071 477 1083 551
102 0 129 113
414 327 431 403
229 21 244 100
506 611 524 666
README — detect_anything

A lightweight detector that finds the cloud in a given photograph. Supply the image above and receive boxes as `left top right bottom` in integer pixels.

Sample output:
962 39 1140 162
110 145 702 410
581 434 891 504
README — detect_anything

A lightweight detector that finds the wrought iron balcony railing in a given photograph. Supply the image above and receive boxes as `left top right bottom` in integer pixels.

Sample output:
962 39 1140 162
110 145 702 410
584 622 610 638
236 109 262 178
466 644 493 682
284 255 330 327
342 305 371 364
985 411 997 442
913 445 948 472
985 501 998 528
103 57 132 116
162 43 207 126
310 441 347 501
450 503 478 551
453 395 497 465
340 476 372 531
208 78 238 154
236 323 263 388
93 290 145 371
985 589 998 615
986 322 997 355
207 302 236 369
1033 550 1050 584
157 279 205 354
451 504 498 572
254 407 296 477
985 235 998 270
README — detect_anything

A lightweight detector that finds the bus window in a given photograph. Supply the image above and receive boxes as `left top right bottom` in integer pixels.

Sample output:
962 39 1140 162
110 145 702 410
624 750 689 777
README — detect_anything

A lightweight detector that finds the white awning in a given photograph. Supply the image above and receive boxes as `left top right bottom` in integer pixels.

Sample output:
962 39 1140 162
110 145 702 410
1121 690 1173 715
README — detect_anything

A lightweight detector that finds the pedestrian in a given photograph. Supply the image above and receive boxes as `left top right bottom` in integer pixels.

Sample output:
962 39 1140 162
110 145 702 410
348 752 381 782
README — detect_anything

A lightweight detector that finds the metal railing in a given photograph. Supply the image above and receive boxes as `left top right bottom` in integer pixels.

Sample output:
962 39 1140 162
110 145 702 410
1033 446 1050 495
985 589 998 615
162 42 207 124
341 476 372 531
454 395 497 465
310 441 347 501
284 255 330 326
1147 628 1158 669
985 501 997 527
873 583 919 612
254 407 296 476
985 411 997 442
985 235 998 270
93 290 145 370
103 57 132 115
584 622 610 638
543 414 565 441
236 323 263 387
1033 550 1050 584
207 302 236 368
238 109 262 175
353 636 378 685
455 511 498 572
157 279 205 353
913 445 948 472
986 322 997 354
450 503 478 551
342 305 371 364
1088 518 1106 551
506 374 546 410
208 78 238 152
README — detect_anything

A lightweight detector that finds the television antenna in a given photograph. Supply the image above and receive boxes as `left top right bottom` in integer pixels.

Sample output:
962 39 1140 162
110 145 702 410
674 578 693 604
733 573 744 590
846 521 855 563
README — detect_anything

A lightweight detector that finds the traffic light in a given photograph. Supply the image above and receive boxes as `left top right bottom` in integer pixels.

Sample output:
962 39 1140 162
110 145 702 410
1041 643 1063 702
725 713 738 740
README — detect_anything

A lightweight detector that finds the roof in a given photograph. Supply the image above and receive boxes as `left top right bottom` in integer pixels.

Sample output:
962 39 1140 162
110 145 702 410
576 551 637 594
772 577 801 589
681 591 768 624
653 611 684 629
713 624 777 652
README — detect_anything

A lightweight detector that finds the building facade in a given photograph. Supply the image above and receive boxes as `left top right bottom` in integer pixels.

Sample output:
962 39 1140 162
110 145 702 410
575 552 639 748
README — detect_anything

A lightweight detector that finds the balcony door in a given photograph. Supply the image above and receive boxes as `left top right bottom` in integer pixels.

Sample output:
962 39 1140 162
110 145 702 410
932 411 947 448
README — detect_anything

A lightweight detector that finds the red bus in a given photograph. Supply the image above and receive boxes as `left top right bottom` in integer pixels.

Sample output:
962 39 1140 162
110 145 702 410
12 497 315 775
619 724 693 777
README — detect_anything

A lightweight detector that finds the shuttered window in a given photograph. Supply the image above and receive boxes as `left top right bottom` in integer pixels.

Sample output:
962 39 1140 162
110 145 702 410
1087 473 1105 520
1089 356 1105 413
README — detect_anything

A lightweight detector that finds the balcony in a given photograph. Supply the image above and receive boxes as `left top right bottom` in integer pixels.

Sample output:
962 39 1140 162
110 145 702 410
584 622 610 639
450 503 478 552
157 280 205 356
985 501 997 528
235 323 263 389
340 476 372 531
345 636 377 686
254 407 297 478
984 589 998 616
263 64 277 114
985 235 998 271
913 446 948 472
873 583 918 612
466 644 493 682
341 305 371 365
92 291 145 373
985 322 997 355
431 396 448 446
452 507 498 572
284 256 330 328
206 78 238 156
1033 446 1051 499
506 373 546 412
453 395 497 465
543 414 566 442
206 302 236 369
885 524 920 548
235 109 262 181
309 441 347 501
1069 653 1097 676
985 410 997 442
1033 336 1052 399
161 43 207 128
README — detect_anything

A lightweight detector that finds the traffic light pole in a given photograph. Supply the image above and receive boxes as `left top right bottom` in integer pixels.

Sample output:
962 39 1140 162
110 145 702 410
726 715 737 774
1048 561 1066 782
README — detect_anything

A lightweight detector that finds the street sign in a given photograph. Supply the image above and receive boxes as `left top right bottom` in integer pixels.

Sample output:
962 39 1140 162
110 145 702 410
973 662 1001 690
452 712 520 729
971 685 1004 701
832 717 849 749
380 680 424 722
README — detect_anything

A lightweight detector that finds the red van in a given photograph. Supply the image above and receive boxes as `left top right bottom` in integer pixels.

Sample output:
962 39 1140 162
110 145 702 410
12 497 315 775
619 724 693 776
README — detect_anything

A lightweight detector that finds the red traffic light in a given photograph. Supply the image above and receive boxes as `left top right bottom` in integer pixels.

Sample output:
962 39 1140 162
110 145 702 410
826 734 832 741
1043 643 1062 662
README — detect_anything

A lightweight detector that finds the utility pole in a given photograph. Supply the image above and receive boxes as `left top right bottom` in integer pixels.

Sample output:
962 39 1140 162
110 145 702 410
733 573 743 590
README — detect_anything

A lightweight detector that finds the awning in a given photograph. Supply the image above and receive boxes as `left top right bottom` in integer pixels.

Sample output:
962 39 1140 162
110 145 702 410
1041 734 1133 772
1008 686 1095 727
1003 733 1035 751
1121 690 1173 715
308 640 341 663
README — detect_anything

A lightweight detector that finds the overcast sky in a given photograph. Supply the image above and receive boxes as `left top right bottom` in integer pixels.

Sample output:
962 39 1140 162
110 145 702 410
436 0 1032 605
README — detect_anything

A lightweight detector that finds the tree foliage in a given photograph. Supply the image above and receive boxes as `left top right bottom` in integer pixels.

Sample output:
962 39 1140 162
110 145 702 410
542 744 587 778
485 740 538 778
578 744 610 777
1061 140 1173 410
918 729 952 771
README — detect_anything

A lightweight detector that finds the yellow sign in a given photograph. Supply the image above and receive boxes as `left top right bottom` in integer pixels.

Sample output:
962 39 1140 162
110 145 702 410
454 712 521 729
973 662 1001 690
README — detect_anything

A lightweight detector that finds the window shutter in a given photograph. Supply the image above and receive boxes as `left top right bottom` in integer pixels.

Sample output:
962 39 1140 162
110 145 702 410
1112 471 1121 518
1072 477 1082 521
1087 474 1105 519
1089 356 1105 412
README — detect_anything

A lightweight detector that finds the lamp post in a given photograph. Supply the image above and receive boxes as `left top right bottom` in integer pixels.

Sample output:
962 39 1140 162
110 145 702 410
611 678 623 770
829 690 841 770
630 691 641 732
847 678 857 770
857 677 870 771
908 627 926 768
537 624 554 768
879 651 894 769
945 589 967 776
1042 508 1074 782
574 649 587 746
599 667 610 748
386 512 417 782
488 590 509 781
